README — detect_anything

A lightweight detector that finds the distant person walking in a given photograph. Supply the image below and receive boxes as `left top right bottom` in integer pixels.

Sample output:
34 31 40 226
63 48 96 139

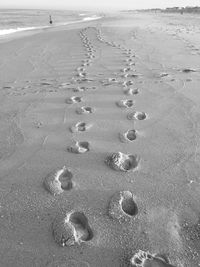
49 15 53 24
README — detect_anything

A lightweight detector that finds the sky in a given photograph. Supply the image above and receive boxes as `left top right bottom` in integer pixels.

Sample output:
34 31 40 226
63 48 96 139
0 0 200 11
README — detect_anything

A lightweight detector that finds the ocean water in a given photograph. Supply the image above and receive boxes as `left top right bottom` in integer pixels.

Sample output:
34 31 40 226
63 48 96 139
0 9 102 36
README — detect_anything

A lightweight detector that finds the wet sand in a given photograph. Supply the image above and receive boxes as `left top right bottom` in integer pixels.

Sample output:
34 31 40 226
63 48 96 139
0 12 200 267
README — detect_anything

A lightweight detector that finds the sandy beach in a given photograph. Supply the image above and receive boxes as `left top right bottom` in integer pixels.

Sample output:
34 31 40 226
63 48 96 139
0 11 200 267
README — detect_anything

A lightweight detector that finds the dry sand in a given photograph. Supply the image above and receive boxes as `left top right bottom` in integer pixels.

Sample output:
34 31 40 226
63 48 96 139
0 12 200 267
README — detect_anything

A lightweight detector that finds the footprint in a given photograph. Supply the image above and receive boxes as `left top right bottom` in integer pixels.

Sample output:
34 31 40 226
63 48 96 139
105 152 140 172
76 106 94 114
52 210 93 246
73 87 85 92
41 82 52 86
109 191 138 222
77 72 87 78
159 73 169 78
44 166 73 195
124 88 139 95
123 80 134 87
125 58 134 62
181 68 196 73
67 141 90 154
119 129 137 142
59 82 71 88
122 73 129 78
108 77 117 83
34 121 43 128
121 67 131 73
116 99 134 108
89 55 95 59
127 111 147 120
127 62 135 66
66 96 82 104
127 74 140 78
88 86 97 90
130 250 176 267
77 67 85 72
70 122 92 133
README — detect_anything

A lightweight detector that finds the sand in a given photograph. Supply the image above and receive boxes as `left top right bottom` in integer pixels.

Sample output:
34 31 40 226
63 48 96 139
0 11 200 267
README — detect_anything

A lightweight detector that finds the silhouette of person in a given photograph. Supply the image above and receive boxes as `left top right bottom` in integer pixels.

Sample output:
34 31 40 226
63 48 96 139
49 15 53 24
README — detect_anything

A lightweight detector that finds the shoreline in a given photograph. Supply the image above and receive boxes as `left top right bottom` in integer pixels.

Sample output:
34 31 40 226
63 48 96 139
0 16 105 45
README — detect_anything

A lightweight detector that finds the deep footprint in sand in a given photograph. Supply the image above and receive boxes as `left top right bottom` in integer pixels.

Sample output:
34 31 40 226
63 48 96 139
116 99 134 108
41 82 52 86
127 62 135 66
181 68 196 73
106 152 140 172
124 88 139 95
127 111 147 121
70 122 92 133
123 80 134 87
76 106 94 114
127 74 140 78
52 210 93 246
159 73 169 78
109 191 138 222
121 67 131 73
108 77 118 83
130 250 176 267
66 96 82 104
44 166 73 195
59 82 72 88
77 72 87 78
67 141 90 154
73 87 85 92
119 129 137 142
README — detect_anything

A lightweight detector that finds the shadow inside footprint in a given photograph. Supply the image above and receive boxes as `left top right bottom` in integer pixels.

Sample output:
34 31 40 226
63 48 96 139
109 191 138 222
41 82 52 86
119 129 137 143
135 112 146 120
121 193 138 216
76 106 93 114
68 141 90 154
77 122 87 131
126 130 137 141
78 141 90 152
181 68 196 73
52 210 93 247
124 88 139 95
44 166 73 195
70 122 92 133
66 96 82 104
84 107 93 113
69 212 93 242
73 87 85 92
106 152 139 172
108 77 117 83
160 73 169 77
123 81 134 87
127 111 147 121
59 169 73 190
117 100 134 108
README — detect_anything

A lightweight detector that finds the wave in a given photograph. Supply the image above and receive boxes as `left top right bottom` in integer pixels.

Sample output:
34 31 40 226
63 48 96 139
83 16 102 21
0 16 103 37
0 26 48 36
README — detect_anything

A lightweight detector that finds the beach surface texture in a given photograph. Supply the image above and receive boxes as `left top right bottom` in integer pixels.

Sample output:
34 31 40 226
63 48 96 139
0 11 200 267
